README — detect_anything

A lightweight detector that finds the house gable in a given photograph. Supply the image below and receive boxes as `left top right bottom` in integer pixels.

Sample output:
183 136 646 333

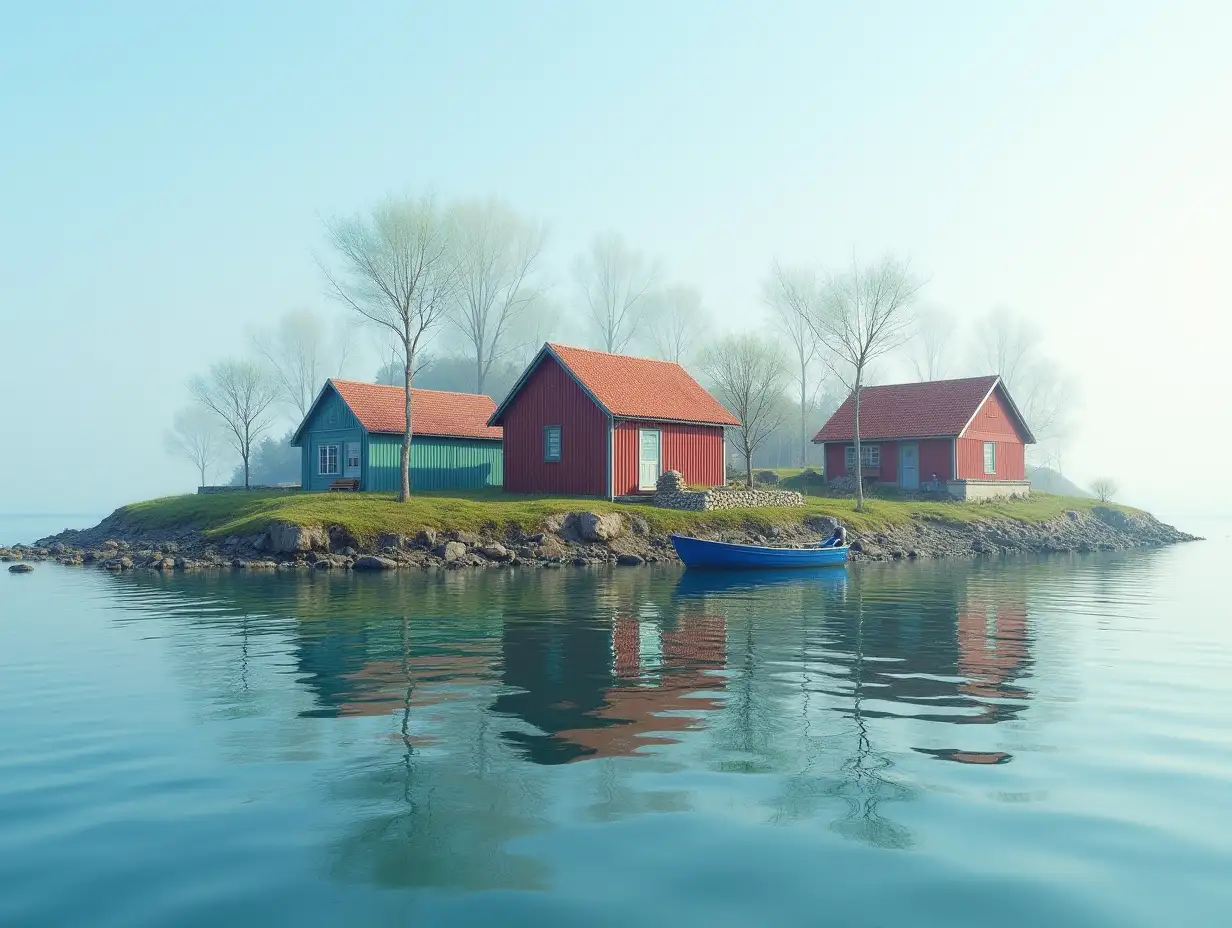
292 382 363 446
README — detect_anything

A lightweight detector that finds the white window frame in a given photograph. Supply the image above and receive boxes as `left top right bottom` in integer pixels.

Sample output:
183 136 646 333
845 444 881 470
544 425 562 463
318 443 340 476
983 441 996 475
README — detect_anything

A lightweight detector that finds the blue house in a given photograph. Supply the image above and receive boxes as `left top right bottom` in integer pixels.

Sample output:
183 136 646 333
290 379 504 491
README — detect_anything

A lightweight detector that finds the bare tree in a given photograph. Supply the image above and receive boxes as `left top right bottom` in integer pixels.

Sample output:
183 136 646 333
449 198 548 394
973 307 1074 456
572 233 659 353
1090 477 1117 502
765 261 827 467
907 306 953 381
252 308 353 418
805 255 923 511
701 334 790 487
645 285 702 363
165 405 222 488
974 306 1039 388
321 194 459 501
189 360 280 489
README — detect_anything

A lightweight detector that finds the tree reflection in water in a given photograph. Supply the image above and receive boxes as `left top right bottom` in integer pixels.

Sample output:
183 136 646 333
102 557 1055 884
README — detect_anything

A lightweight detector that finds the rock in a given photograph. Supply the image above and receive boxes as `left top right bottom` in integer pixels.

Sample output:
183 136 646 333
8 563 33 573
376 533 405 550
656 470 687 492
615 553 645 566
174 557 188 570
478 542 510 561
313 559 333 570
341 546 357 557
414 528 438 549
439 541 467 562
231 558 248 569
157 558 175 570
353 555 397 571
572 556 589 567
1065 510 1081 521
328 525 359 551
755 470 780 485
577 511 624 542
1092 506 1134 530
447 530 480 546
266 522 328 554
525 532 546 544
804 515 839 535
629 515 650 536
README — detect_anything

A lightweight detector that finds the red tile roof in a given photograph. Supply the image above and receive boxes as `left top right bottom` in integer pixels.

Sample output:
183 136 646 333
329 379 502 440
494 343 739 426
813 375 1033 442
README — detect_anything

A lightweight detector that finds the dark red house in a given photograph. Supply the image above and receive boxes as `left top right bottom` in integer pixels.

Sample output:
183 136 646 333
812 375 1035 500
489 343 739 498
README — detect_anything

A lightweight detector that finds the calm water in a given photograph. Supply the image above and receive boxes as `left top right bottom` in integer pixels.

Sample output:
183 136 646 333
2 535 1230 927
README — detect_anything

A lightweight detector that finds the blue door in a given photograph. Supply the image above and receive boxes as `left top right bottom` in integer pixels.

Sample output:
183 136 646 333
900 442 919 490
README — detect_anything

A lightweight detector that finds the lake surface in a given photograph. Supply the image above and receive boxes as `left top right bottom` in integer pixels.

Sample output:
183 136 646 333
2 535 1230 927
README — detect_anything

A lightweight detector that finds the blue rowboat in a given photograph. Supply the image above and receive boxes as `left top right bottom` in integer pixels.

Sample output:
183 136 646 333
670 534 849 569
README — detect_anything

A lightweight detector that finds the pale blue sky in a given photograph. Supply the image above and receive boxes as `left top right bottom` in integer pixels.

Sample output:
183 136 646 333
2 2 1229 522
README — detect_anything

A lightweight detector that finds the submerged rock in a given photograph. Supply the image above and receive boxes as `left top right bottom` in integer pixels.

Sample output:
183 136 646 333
353 555 397 571
8 563 34 573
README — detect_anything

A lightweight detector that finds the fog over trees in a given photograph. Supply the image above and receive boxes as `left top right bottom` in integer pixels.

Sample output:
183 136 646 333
166 186 1087 492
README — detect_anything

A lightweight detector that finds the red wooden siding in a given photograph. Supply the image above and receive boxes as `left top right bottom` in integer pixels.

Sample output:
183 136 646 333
918 438 953 483
825 442 846 478
612 420 725 495
957 438 1025 480
500 357 609 496
957 387 1026 480
879 441 899 484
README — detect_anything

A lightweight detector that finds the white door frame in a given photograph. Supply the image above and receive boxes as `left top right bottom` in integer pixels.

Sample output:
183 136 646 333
638 428 662 491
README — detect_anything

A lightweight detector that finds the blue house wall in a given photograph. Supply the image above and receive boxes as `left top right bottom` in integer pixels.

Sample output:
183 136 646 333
294 384 503 492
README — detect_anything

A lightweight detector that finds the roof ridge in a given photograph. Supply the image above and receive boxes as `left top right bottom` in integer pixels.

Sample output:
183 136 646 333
331 378 494 400
860 374 999 390
549 342 683 368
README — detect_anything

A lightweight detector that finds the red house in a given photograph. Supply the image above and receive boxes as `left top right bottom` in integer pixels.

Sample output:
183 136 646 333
489 343 739 498
812 375 1035 500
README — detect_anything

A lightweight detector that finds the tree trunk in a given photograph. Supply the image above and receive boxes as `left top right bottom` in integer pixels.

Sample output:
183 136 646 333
744 447 753 488
853 369 864 512
799 372 808 467
400 351 413 502
199 460 206 488
476 345 485 395
243 452 250 489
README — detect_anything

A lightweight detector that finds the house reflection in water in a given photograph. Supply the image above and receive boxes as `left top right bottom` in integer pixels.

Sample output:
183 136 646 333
954 593 1031 724
492 612 727 765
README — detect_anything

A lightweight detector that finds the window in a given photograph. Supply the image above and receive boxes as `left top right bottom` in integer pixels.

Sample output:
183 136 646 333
544 425 562 462
345 443 360 470
983 441 996 475
845 444 880 470
318 444 339 476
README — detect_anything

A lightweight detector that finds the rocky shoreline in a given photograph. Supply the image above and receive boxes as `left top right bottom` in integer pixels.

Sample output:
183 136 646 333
4 504 1199 574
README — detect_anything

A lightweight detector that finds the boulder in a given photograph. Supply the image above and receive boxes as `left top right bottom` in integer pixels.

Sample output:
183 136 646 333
576 512 624 542
376 533 405 550
328 524 359 551
439 541 468 562
7 563 33 573
353 555 398 571
478 542 511 561
266 522 328 554
414 528 439 549
804 515 839 535
615 553 645 566
448 530 481 546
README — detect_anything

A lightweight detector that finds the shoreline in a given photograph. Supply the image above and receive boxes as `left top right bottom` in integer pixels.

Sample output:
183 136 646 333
3 495 1200 574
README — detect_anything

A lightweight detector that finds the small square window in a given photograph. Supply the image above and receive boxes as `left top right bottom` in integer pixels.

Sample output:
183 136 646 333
544 426 562 463
346 444 360 469
983 441 996 475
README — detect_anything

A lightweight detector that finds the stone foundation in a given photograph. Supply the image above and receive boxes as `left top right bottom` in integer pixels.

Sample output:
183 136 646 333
946 479 1031 501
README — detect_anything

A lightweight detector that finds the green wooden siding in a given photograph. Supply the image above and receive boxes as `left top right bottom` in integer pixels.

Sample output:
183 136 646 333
297 388 366 491
366 435 503 491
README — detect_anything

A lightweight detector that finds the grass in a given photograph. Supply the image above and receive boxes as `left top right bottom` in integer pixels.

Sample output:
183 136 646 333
109 487 1134 544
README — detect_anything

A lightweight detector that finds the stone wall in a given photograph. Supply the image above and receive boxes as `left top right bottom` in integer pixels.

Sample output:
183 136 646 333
652 471 803 511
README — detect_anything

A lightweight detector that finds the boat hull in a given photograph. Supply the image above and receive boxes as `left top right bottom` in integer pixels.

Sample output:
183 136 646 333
670 535 849 569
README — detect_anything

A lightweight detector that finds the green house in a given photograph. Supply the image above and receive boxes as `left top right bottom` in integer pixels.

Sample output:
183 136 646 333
290 379 503 492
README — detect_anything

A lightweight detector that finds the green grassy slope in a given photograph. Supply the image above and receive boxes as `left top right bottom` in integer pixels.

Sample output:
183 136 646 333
110 488 1132 545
